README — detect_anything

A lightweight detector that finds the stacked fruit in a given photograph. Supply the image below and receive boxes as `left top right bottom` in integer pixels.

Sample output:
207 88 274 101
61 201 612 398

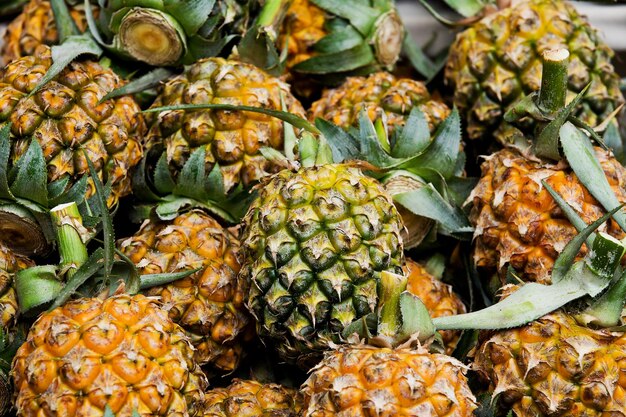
0 1 625 417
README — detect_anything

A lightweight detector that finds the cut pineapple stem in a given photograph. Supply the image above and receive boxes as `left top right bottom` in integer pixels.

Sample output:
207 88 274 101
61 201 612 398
118 8 184 66
50 202 88 279
538 48 569 114
0 205 48 257
377 270 408 340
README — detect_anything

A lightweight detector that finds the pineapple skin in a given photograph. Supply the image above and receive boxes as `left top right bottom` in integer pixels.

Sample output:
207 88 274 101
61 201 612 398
309 72 451 136
405 259 466 355
469 147 626 285
445 0 624 144
145 57 305 193
300 344 477 416
201 379 302 417
0 45 144 208
0 243 33 337
240 164 404 367
2 0 91 65
475 310 626 417
119 210 253 373
11 294 207 417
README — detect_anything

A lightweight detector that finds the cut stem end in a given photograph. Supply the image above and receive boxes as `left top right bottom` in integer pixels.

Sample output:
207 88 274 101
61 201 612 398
538 48 570 114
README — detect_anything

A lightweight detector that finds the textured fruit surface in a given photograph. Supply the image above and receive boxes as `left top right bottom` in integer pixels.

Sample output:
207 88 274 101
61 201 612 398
240 164 404 366
280 0 326 71
405 259 466 354
201 379 302 417
0 243 33 336
119 210 253 372
2 0 91 64
12 294 207 417
445 0 624 143
145 57 305 193
0 45 144 207
469 147 626 284
475 310 626 417
309 72 450 135
301 345 477 416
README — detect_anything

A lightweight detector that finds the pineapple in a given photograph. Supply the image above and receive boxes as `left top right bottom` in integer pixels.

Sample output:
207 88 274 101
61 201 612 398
445 0 624 145
474 309 626 417
145 57 305 194
309 72 451 136
12 294 207 417
1 0 91 65
301 344 476 417
240 161 404 367
405 259 466 354
118 210 254 373
468 48 626 286
201 379 302 417
0 243 32 340
0 47 145 201
471 146 626 285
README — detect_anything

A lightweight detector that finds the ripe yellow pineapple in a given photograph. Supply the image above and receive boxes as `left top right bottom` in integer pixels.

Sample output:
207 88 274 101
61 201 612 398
309 72 450 136
201 379 302 417
300 344 477 416
118 210 253 373
2 0 92 64
281 0 326 70
145 57 305 193
405 259 466 354
0 45 144 207
470 147 626 285
12 293 207 417
445 0 624 145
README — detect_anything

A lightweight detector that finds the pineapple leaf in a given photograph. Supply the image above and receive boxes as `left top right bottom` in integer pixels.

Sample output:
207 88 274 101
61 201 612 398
50 0 81 41
47 177 70 201
357 111 397 167
392 107 431 158
292 42 375 74
392 184 473 235
204 163 226 200
404 108 461 181
155 196 238 223
85 154 114 284
238 25 284 75
311 0 380 35
15 265 63 316
315 118 360 162
397 291 435 343
49 175 88 207
551 204 624 284
174 148 210 202
113 249 140 296
162 0 216 35
186 34 237 64
603 122 624 164
154 153 176 195
104 405 115 417
313 26 363 54
560 121 626 230
132 155 165 202
101 68 173 102
139 268 201 290
0 124 15 201
438 0 487 18
29 34 103 96
10 139 48 208
402 35 442 82
543 181 595 248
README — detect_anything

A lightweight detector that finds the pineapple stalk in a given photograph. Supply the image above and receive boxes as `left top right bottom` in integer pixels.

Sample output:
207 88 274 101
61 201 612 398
116 8 185 66
0 206 48 257
538 48 569 114
50 202 88 279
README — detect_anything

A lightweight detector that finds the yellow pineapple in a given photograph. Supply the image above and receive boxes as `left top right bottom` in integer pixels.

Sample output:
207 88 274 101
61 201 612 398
118 210 253 373
309 72 450 136
201 379 302 417
12 294 207 417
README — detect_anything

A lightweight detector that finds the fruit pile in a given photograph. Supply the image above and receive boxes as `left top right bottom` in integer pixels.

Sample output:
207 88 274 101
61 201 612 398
0 1 625 416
